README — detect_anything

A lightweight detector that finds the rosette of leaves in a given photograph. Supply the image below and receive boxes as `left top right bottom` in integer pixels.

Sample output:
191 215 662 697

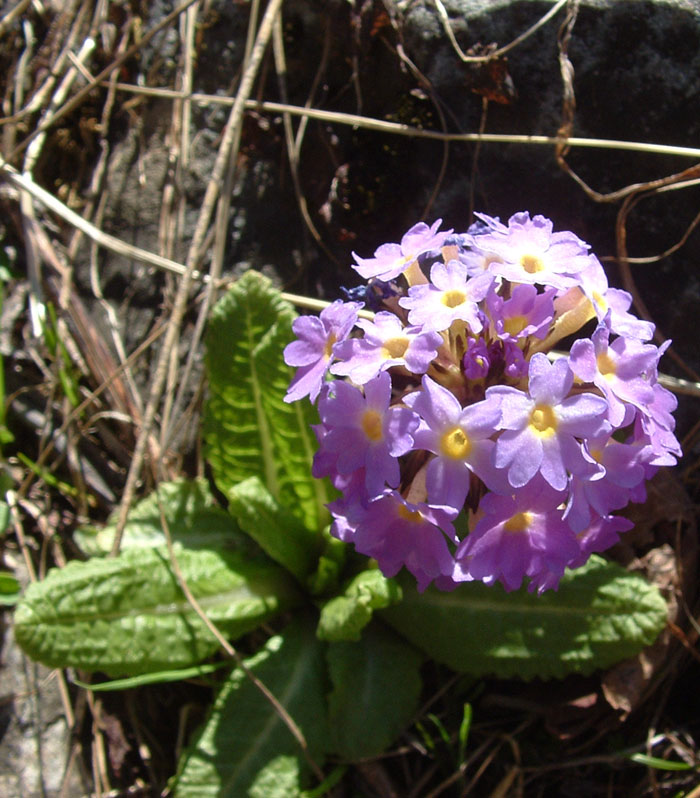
13 271 669 796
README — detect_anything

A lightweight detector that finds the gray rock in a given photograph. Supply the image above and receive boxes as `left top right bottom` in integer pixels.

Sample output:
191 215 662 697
73 0 700 431
0 613 85 797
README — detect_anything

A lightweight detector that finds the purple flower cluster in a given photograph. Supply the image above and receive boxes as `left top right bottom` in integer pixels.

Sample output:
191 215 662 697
283 213 681 593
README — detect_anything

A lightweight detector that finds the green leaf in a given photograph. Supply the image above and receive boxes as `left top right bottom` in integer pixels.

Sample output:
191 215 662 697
73 660 233 691
227 477 319 583
74 478 249 556
380 556 668 679
628 753 694 771
299 766 347 798
248 756 302 798
0 570 20 605
305 527 347 598
14 546 301 676
317 568 403 642
174 615 328 798
458 703 472 765
203 271 328 533
326 621 423 760
0 500 10 534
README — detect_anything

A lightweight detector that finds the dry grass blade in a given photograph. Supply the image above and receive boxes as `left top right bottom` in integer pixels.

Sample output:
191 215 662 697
5 0 200 160
155 485 325 782
108 0 287 559
93 83 700 159
433 0 569 63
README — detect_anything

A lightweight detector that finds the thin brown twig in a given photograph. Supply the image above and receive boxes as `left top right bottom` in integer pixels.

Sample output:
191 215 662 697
76 80 700 159
4 1 87 132
605 188 700 264
616 188 700 383
162 0 268 451
0 161 210 282
271 8 338 264
433 0 569 63
554 0 700 387
154 481 324 782
390 38 450 221
14 320 167 501
109 0 286 558
0 0 32 38
158 3 200 457
5 0 200 161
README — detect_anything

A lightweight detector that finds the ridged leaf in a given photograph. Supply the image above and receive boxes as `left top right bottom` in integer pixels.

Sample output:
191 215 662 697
174 615 328 798
227 477 319 583
74 478 249 556
14 546 301 676
381 555 668 679
326 621 423 760
203 271 328 533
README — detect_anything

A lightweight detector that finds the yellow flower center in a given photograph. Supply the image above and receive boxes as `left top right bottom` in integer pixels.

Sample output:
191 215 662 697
592 290 608 314
503 511 533 533
596 351 617 378
529 404 558 437
589 447 603 463
442 289 466 308
503 314 528 337
361 409 383 441
397 504 423 523
323 332 337 359
440 426 471 459
381 336 410 359
520 253 545 274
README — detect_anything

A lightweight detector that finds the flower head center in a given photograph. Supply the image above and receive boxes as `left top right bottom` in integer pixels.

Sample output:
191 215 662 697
503 511 533 533
503 314 528 337
361 409 384 441
596 351 617 378
442 289 466 308
397 504 423 524
529 404 557 436
381 336 410 360
520 253 545 274
440 426 471 459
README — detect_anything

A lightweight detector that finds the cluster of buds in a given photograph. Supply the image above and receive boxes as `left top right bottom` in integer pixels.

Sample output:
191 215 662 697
283 213 681 593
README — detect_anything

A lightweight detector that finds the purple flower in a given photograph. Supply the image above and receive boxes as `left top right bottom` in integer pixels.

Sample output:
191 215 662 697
577 259 655 341
352 219 452 281
405 376 506 508
399 260 493 333
317 373 419 495
501 339 529 378
568 324 658 427
468 212 593 290
285 209 680 594
462 337 491 379
284 300 362 403
331 311 443 384
454 478 579 593
563 433 645 532
569 514 634 570
634 383 682 468
342 490 458 592
488 353 609 490
486 283 556 341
